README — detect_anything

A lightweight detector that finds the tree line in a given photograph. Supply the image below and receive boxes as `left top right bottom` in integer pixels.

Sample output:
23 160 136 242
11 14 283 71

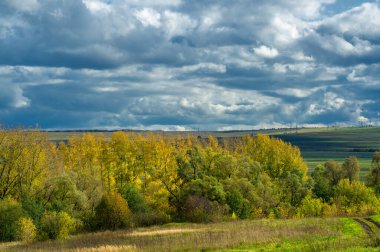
0 130 379 242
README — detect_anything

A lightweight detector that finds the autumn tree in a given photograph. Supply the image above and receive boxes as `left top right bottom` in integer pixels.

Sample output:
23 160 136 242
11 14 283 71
323 160 343 186
342 156 360 182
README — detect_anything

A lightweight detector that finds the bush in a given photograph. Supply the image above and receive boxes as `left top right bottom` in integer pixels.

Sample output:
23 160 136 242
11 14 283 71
21 197 45 226
39 211 76 240
16 217 37 243
296 195 324 217
334 179 380 215
94 192 132 230
181 195 228 223
0 198 25 242
134 212 171 227
120 184 149 214
226 189 251 219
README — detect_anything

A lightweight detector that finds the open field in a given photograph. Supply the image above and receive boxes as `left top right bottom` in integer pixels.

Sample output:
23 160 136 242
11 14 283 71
1 216 379 252
274 127 380 177
45 126 380 178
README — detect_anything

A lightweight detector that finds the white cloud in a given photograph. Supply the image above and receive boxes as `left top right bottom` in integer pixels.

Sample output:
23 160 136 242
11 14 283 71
134 8 161 28
253 45 279 58
307 92 345 115
276 88 318 98
83 0 111 13
163 10 197 37
320 2 380 38
13 87 30 108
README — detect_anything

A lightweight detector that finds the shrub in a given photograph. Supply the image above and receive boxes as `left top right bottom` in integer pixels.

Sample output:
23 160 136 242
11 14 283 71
134 212 171 227
226 189 251 219
94 192 132 230
296 195 324 217
120 184 149 214
21 197 45 226
16 217 37 243
334 179 380 215
39 211 76 240
181 195 228 223
0 198 25 242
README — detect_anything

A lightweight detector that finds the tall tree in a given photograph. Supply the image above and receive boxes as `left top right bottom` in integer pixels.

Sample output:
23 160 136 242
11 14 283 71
368 151 380 194
342 156 360 182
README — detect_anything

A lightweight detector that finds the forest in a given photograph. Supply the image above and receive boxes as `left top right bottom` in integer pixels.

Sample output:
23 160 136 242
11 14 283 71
0 129 380 243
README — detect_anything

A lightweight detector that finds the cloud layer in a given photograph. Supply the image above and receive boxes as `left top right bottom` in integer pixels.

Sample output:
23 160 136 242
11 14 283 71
0 0 379 130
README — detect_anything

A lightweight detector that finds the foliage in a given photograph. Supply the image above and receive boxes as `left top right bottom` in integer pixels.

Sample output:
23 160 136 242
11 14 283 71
0 198 25 242
1 129 380 241
311 165 333 202
94 192 132 230
226 189 251 219
296 195 325 217
334 179 380 215
180 195 228 223
16 217 37 243
39 211 76 240
37 173 89 214
324 160 343 186
133 212 171 227
21 197 45 226
342 156 360 182
368 151 380 194
120 184 149 214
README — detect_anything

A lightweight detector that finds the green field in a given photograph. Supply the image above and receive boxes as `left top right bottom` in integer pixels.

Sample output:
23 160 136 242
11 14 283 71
1 216 379 251
273 127 380 177
46 126 380 178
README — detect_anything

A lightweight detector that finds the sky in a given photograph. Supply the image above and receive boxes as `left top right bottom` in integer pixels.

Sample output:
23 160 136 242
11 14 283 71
0 0 380 131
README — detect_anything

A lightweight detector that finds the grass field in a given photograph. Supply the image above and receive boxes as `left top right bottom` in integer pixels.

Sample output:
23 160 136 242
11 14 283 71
1 216 379 251
273 127 380 178
45 126 380 179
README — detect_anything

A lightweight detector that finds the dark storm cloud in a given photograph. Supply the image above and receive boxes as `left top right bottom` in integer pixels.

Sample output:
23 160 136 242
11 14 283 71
0 0 379 130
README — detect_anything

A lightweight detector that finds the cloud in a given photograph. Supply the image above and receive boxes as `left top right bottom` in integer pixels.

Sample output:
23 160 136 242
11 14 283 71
254 46 279 58
134 8 161 28
0 0 379 129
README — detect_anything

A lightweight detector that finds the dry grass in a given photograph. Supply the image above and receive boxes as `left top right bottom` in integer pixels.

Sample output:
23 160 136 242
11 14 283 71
0 218 364 252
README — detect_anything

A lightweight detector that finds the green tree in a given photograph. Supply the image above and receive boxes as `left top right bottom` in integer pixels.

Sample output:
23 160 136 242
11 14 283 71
334 179 380 215
226 189 250 219
342 156 360 182
94 192 132 230
297 195 325 217
0 198 25 241
324 160 343 186
120 184 149 214
311 165 333 202
368 151 380 195
39 211 76 240
281 171 310 207
16 217 37 243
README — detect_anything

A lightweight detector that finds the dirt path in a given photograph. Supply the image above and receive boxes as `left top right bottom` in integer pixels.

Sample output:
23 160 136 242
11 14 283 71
365 218 380 230
353 218 374 236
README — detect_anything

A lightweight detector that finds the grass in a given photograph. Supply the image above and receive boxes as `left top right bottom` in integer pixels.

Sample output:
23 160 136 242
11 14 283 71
272 127 380 176
370 215 380 224
1 217 378 252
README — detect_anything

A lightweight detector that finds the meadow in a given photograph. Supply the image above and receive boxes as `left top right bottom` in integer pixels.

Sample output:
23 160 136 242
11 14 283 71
274 127 380 177
1 216 379 251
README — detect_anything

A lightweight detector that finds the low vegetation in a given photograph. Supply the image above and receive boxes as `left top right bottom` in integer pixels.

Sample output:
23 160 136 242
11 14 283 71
1 216 380 251
0 129 379 250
